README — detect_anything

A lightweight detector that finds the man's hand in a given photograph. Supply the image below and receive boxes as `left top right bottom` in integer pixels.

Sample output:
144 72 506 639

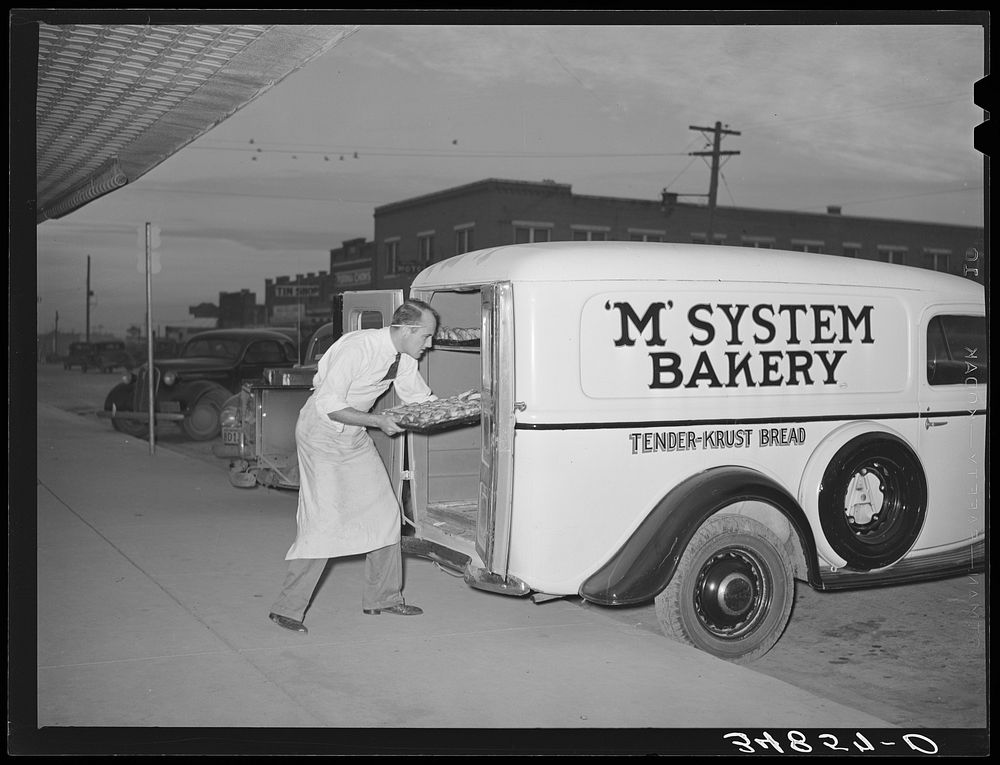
326 407 406 436
374 413 406 436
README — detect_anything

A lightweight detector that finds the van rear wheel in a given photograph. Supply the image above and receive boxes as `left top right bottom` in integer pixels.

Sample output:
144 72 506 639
654 515 794 664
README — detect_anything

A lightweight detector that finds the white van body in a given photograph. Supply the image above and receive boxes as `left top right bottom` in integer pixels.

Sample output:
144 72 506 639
344 241 987 662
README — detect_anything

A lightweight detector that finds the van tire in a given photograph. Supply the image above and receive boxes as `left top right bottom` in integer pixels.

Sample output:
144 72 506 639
182 388 229 441
654 514 794 664
818 434 926 571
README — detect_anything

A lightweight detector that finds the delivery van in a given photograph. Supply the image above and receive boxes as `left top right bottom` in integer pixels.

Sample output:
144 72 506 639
233 241 985 662
346 241 987 662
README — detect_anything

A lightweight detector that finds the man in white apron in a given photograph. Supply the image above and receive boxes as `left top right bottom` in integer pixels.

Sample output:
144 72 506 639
268 300 439 634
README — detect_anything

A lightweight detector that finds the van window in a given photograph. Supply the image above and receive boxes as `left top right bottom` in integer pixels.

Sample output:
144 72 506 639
356 310 384 330
927 315 987 386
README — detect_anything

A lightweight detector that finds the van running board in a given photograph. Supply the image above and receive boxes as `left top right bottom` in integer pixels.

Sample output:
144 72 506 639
400 536 531 597
400 536 471 574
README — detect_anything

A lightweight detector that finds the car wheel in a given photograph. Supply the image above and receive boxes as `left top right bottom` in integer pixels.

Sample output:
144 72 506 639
818 434 926 571
182 388 229 441
654 514 794 664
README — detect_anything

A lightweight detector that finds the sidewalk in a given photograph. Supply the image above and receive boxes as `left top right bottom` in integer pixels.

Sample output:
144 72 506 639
27 401 895 751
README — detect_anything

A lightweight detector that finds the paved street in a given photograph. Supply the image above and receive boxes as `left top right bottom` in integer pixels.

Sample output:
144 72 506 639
10 365 990 755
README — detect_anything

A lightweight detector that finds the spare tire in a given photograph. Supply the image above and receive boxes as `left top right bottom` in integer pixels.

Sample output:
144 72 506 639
818 433 926 570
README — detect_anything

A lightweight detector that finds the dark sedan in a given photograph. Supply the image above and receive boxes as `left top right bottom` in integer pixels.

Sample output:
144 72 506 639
100 328 298 440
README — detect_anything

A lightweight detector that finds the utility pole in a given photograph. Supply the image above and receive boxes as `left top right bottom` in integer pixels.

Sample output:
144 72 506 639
85 255 94 343
53 310 59 356
689 122 741 242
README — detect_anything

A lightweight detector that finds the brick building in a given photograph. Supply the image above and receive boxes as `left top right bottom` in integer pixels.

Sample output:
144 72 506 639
217 288 264 328
370 178 985 294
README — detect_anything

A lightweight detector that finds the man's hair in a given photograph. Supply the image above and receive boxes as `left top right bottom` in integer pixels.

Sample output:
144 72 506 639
392 299 440 327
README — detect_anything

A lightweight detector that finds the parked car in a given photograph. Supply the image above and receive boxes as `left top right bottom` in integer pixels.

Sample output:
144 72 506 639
220 322 338 487
91 340 134 373
127 338 181 362
63 341 95 371
100 328 298 441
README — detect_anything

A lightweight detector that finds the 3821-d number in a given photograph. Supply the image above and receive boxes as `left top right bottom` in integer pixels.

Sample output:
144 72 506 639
723 730 938 755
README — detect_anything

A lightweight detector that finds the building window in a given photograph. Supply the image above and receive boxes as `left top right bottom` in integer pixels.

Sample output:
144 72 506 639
741 235 775 249
384 238 399 275
877 245 908 265
628 228 665 242
842 242 861 258
924 248 952 273
454 223 475 254
691 232 728 245
418 231 435 263
571 225 610 242
513 221 553 244
791 239 826 254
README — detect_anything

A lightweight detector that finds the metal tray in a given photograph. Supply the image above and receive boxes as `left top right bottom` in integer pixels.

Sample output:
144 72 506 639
398 413 480 434
434 339 480 348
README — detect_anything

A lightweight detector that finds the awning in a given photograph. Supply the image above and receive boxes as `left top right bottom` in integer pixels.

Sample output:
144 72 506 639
35 22 359 223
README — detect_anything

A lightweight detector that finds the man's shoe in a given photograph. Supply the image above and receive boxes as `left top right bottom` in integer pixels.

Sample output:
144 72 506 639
362 603 423 616
269 612 308 633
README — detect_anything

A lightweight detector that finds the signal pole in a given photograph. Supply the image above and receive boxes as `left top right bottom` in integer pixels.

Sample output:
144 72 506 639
689 122 741 242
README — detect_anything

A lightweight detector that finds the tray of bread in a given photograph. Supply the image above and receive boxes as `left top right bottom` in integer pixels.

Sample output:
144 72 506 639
434 326 481 347
385 390 482 433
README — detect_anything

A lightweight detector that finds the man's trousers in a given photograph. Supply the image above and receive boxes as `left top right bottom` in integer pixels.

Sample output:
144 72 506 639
270 541 404 621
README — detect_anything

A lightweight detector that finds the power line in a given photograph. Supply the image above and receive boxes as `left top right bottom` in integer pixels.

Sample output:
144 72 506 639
740 94 970 132
188 143 692 160
132 186 383 203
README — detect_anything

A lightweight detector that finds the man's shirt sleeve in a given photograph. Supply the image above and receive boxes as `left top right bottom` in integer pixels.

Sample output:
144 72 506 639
393 356 436 404
312 340 364 429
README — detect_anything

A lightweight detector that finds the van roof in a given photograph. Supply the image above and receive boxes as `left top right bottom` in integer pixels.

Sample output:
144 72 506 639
411 241 983 298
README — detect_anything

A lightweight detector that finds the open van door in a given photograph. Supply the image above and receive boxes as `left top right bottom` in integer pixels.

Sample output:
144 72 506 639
341 290 405 485
477 282 515 576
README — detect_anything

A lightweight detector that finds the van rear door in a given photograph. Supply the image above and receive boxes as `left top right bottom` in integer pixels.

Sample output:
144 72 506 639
341 289 405 484
477 282 515 575
917 306 987 549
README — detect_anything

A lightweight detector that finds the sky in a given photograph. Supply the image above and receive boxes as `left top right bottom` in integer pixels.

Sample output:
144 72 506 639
32 18 987 340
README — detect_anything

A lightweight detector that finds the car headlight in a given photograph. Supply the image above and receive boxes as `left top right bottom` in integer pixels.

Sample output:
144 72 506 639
162 370 177 386
220 408 239 428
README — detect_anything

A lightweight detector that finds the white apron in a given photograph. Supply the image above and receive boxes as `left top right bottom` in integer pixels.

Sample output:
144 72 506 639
284 396 400 560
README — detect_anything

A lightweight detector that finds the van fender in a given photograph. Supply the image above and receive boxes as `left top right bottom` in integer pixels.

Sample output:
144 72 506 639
798 422 926 572
578 466 819 606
